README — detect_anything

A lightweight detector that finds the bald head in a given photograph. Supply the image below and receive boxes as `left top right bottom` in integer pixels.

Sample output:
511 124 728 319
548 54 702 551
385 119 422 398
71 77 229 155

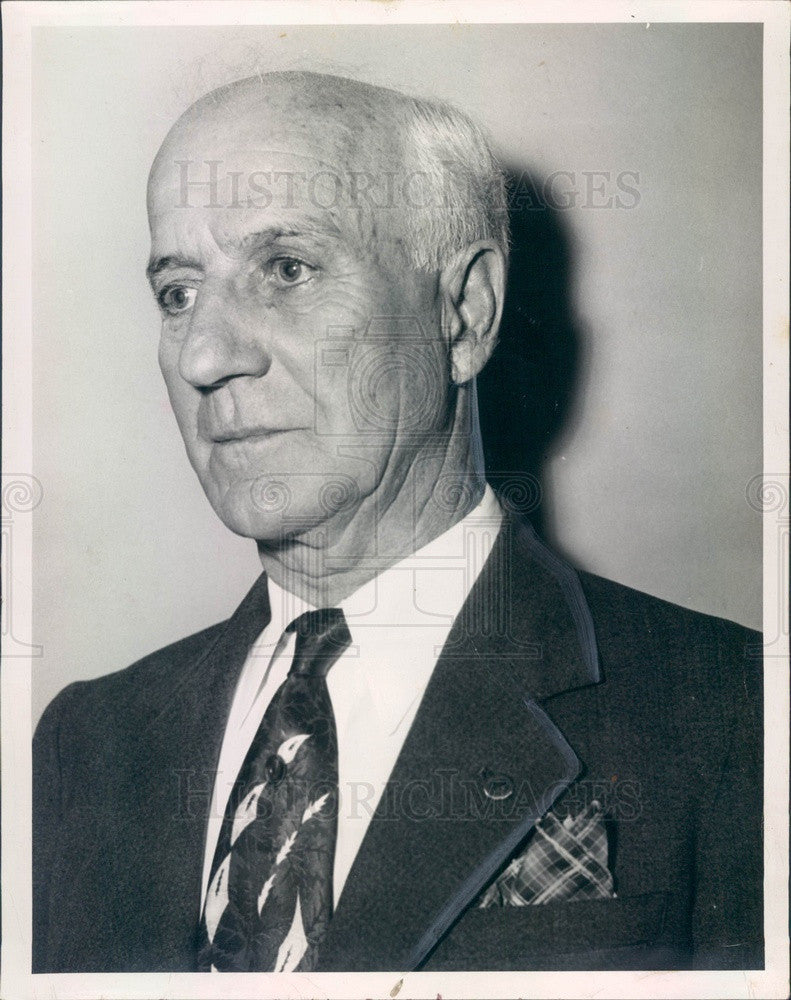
149 71 509 271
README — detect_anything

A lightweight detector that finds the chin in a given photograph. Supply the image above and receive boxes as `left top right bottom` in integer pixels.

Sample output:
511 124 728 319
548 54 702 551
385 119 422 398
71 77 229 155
209 477 331 543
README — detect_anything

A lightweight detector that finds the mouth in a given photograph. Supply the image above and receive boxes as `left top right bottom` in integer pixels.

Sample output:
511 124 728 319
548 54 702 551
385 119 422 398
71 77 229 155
209 427 296 444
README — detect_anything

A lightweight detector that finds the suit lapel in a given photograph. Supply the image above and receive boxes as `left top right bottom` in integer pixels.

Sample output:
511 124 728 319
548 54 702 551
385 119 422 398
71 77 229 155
110 573 271 969
319 513 601 971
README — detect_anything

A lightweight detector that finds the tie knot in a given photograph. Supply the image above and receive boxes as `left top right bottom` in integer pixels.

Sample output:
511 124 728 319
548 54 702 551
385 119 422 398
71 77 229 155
285 608 351 677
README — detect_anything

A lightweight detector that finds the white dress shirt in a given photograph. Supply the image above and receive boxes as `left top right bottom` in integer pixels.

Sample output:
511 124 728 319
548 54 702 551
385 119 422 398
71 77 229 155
201 484 503 909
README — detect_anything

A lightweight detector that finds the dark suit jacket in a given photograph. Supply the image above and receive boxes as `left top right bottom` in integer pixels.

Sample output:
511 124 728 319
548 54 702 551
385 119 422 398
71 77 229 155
33 514 763 972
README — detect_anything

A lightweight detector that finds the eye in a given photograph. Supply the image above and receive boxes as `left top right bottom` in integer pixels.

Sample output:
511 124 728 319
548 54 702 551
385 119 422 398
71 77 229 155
158 285 196 316
271 257 314 287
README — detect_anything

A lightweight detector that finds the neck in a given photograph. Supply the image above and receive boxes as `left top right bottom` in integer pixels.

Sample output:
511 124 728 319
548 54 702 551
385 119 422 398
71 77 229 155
257 396 487 608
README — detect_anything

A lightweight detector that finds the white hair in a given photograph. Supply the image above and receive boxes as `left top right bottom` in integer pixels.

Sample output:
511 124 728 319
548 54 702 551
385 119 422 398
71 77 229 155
398 94 511 272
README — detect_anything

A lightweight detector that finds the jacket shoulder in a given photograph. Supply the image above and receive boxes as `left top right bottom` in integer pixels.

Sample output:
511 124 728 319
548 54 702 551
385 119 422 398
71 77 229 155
578 569 759 648
575 570 761 719
34 619 229 742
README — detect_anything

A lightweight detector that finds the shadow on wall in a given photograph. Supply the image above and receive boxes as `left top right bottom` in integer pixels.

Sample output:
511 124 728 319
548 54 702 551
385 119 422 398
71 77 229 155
478 166 585 546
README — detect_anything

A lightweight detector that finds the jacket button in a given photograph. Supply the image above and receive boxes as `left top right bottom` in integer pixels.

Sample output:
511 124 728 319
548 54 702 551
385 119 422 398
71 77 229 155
482 771 514 801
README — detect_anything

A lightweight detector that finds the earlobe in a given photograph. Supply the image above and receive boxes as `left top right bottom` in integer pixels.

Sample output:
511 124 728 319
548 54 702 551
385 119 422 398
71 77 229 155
442 240 507 385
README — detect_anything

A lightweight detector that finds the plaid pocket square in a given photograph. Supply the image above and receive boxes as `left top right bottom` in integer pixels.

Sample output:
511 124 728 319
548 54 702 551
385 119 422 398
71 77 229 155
478 799 615 907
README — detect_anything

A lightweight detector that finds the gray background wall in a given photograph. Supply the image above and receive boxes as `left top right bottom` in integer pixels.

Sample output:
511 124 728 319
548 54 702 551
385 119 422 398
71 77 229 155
32 23 762 723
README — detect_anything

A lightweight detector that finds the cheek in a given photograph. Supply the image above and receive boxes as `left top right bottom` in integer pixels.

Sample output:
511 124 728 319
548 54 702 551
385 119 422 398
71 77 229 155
158 335 201 443
157 327 182 383
158 337 181 404
277 284 379 431
338 337 449 439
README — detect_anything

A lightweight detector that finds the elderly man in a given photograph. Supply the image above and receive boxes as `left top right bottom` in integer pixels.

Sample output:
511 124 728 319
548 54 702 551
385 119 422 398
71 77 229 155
33 72 762 974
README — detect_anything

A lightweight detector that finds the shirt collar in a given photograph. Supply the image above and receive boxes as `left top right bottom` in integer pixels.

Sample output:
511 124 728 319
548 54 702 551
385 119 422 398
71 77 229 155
266 483 502 629
338 483 503 732
270 484 503 735
339 482 502 629
264 485 503 732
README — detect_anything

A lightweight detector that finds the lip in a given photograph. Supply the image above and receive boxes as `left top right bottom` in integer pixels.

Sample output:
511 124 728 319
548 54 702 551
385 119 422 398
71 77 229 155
209 427 299 444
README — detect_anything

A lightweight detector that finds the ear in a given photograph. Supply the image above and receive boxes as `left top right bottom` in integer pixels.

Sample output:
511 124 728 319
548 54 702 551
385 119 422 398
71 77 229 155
440 240 507 385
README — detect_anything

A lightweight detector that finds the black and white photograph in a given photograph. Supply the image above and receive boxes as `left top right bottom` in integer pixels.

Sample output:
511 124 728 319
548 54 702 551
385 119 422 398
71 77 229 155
2 2 788 998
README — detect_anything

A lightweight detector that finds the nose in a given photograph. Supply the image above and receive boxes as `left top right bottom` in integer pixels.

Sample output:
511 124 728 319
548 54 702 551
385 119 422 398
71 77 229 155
178 283 272 389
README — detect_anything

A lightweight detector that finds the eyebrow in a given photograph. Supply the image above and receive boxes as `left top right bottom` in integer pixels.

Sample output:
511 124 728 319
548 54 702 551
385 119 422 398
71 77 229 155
146 254 201 283
224 223 343 254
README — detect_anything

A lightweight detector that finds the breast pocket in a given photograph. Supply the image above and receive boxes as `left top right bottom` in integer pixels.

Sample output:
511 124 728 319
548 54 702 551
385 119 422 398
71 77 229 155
424 892 684 971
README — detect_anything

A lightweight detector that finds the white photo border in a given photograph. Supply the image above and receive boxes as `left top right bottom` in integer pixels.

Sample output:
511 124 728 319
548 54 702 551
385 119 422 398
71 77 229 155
2 2 788 998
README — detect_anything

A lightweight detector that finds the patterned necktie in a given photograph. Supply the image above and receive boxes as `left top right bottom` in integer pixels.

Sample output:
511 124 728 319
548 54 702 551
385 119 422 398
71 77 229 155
197 607 351 972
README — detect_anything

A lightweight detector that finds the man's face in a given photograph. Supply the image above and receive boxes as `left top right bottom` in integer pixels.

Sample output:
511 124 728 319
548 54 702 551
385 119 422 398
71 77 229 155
147 104 449 544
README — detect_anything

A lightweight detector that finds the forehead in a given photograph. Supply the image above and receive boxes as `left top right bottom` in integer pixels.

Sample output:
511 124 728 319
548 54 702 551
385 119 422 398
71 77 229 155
147 104 397 259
